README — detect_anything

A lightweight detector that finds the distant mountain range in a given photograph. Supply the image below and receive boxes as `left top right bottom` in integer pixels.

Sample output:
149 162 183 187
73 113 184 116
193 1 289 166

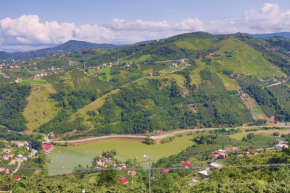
249 32 290 39
0 40 120 63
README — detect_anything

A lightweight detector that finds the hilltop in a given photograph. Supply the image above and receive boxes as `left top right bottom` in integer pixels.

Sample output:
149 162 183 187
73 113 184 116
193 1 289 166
1 32 290 137
0 40 120 63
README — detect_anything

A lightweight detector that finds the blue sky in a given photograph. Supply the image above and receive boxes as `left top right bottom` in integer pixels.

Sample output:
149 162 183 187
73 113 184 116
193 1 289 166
1 0 290 52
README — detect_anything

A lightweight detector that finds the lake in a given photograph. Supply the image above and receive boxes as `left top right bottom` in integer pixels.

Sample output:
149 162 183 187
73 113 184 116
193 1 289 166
48 135 194 175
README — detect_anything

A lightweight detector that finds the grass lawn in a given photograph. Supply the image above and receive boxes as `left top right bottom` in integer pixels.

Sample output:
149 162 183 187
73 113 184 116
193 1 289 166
48 135 195 175
23 83 60 131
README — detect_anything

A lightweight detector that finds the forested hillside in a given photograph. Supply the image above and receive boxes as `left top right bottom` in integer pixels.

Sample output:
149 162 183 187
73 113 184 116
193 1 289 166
2 32 290 136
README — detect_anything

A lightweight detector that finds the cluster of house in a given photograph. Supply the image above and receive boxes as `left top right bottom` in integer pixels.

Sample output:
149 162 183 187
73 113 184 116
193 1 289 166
258 77 289 84
211 146 239 159
0 141 39 177
0 64 23 70
199 52 213 60
169 58 188 68
30 73 47 80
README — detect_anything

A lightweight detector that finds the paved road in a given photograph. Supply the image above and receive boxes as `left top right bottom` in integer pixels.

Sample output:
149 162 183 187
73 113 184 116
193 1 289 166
50 125 290 144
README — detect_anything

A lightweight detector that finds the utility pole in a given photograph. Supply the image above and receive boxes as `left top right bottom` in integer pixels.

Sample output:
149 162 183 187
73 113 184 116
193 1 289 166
148 156 151 193
144 155 151 193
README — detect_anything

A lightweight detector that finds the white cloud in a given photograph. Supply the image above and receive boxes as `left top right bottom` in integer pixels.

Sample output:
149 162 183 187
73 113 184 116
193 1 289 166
1 3 290 52
208 3 290 33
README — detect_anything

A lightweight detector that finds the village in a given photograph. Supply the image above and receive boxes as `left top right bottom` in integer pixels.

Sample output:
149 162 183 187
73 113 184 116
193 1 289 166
0 140 55 181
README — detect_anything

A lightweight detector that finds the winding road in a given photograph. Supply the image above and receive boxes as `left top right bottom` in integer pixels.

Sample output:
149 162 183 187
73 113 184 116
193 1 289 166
48 125 290 145
11 159 21 175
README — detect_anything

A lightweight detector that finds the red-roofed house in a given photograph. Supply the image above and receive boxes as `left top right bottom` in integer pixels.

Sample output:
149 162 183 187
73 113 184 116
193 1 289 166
237 154 244 158
42 143 54 154
183 161 191 167
128 171 136 176
245 153 253 157
3 153 13 160
14 175 21 181
119 177 129 184
69 174 75 177
214 150 221 154
212 154 219 159
225 147 232 151
148 72 153 77
162 169 169 173
0 168 9 174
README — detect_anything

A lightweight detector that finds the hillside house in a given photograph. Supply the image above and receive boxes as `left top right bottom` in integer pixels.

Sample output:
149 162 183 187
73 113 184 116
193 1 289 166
14 78 22 83
276 144 289 151
3 153 13 160
8 160 16 166
245 153 253 157
188 179 198 187
119 177 129 184
42 143 54 154
2 149 11 154
14 175 21 181
212 154 219 159
209 162 223 171
183 161 191 168
218 153 228 159
148 72 154 77
0 168 9 174
198 169 211 178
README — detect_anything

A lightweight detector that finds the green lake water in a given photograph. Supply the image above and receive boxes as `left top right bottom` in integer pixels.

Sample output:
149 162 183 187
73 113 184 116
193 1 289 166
48 135 194 175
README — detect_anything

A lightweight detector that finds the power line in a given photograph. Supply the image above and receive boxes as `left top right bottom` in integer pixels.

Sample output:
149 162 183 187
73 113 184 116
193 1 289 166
5 162 290 171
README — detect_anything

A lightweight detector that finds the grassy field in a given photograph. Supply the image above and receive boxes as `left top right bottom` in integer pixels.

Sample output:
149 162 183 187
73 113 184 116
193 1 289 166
48 135 195 175
189 60 207 86
217 73 240 91
229 133 248 140
99 66 111 81
213 38 286 78
23 83 59 131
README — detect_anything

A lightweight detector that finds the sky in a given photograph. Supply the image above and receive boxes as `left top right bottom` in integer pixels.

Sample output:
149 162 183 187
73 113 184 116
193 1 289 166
1 0 290 52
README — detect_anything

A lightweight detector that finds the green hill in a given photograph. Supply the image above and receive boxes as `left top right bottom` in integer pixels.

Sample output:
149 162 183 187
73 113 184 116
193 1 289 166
2 32 290 135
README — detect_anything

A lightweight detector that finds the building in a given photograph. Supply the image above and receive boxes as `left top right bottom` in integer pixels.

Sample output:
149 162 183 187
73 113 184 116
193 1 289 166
148 72 153 76
0 168 9 174
128 171 136 176
119 177 129 184
2 149 11 153
42 143 54 154
218 153 228 159
162 169 169 173
198 169 211 178
183 161 191 167
276 144 289 151
209 162 223 170
14 175 21 181
3 153 13 160
188 179 198 187
212 154 219 159
8 160 16 166
245 153 253 157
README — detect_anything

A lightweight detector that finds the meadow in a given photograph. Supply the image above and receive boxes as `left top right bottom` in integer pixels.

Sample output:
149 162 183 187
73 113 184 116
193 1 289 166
48 135 194 175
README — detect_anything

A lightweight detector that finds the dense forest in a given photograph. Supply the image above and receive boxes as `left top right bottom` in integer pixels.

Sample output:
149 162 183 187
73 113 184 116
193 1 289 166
0 83 31 131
